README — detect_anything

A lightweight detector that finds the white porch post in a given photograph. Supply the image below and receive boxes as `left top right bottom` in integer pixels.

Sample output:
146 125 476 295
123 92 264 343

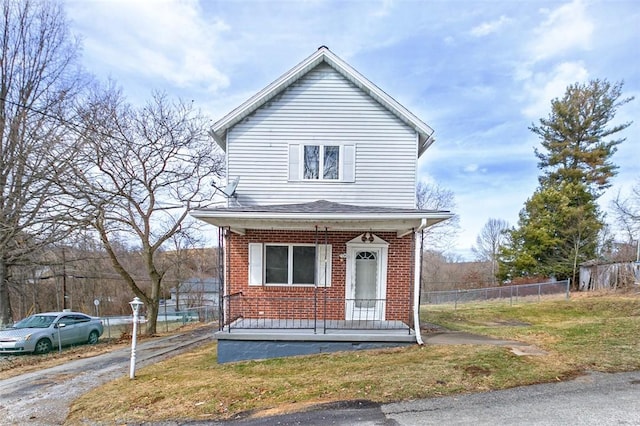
413 221 426 345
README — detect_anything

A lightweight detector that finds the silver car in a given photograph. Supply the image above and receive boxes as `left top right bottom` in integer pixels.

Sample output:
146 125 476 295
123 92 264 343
0 311 104 354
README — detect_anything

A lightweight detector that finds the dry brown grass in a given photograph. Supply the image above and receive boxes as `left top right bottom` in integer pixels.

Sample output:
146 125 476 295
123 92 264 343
68 343 573 424
65 293 640 424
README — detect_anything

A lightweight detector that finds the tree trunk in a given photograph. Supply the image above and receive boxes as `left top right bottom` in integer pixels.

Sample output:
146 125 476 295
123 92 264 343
0 258 13 326
145 297 159 336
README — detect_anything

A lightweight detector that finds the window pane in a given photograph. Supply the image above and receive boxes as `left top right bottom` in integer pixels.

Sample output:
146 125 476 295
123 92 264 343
292 246 315 284
265 246 288 284
355 251 377 308
304 145 319 179
323 146 339 179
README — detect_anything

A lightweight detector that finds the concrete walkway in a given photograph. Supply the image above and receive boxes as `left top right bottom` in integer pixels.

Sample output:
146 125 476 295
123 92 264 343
423 330 549 356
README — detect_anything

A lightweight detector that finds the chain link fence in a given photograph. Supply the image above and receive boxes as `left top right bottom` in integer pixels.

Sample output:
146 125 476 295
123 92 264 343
101 305 219 340
421 280 570 309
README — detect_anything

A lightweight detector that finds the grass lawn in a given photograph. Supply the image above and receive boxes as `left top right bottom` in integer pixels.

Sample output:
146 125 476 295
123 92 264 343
66 292 640 424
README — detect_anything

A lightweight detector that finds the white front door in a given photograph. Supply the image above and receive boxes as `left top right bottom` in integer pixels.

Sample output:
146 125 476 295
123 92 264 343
346 237 388 321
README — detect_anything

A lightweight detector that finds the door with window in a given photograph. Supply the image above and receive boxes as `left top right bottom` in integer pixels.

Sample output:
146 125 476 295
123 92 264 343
346 240 388 321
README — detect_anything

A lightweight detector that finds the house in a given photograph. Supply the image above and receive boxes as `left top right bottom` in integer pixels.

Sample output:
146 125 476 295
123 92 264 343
192 46 452 363
169 277 220 311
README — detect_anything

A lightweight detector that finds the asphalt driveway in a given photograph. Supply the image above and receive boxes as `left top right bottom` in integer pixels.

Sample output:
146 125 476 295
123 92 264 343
0 324 215 425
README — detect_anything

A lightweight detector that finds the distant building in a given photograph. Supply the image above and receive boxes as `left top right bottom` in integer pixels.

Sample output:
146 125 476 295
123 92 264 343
579 260 640 291
168 277 220 310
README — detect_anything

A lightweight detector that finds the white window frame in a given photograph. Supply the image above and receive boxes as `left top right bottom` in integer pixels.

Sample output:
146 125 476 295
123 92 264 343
248 242 332 287
302 144 341 181
288 144 355 183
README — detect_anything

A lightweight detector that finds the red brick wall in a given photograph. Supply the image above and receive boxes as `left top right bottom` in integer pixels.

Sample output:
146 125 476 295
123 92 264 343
224 230 414 322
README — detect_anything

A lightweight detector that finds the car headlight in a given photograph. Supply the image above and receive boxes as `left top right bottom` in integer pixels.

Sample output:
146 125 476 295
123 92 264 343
21 334 33 342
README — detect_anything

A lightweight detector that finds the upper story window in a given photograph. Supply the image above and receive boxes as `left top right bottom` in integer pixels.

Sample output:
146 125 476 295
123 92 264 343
289 144 355 182
304 145 339 180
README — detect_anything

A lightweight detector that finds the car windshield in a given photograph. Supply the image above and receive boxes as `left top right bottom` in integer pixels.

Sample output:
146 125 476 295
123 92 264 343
13 315 57 329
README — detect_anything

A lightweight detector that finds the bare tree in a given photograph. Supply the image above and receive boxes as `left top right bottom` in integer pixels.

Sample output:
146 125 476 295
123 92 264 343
416 181 459 251
0 0 89 325
70 88 224 334
472 218 510 284
162 229 207 312
612 178 640 246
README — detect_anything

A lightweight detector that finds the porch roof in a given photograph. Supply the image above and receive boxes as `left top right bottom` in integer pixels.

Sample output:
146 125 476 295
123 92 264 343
191 200 452 237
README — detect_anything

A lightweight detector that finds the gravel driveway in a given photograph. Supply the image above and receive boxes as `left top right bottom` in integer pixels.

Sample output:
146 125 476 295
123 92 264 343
0 325 215 425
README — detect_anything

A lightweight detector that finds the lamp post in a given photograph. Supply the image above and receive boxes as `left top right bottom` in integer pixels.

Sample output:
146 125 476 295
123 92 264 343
129 297 144 379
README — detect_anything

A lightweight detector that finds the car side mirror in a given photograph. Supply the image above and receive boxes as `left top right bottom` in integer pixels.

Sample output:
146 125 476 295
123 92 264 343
56 323 66 329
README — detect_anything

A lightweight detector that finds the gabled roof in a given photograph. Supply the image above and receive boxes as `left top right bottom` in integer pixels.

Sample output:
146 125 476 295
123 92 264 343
211 46 436 157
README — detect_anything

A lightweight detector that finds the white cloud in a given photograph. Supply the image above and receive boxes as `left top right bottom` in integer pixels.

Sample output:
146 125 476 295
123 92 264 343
521 61 589 118
371 0 395 17
470 15 511 37
529 0 593 62
67 0 230 93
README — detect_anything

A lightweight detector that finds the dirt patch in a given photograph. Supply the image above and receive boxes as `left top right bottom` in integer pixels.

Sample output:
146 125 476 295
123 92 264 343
483 319 531 327
463 365 492 376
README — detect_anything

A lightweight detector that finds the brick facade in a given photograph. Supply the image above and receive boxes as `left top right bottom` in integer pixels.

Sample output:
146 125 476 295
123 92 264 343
223 229 415 322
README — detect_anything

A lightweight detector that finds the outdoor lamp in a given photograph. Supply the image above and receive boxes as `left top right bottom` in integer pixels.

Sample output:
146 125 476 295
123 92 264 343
129 296 144 379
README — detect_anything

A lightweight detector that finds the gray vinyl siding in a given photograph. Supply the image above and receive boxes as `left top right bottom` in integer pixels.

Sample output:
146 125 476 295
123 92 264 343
227 64 418 209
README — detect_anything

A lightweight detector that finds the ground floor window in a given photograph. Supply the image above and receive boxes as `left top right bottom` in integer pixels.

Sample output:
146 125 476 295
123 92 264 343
249 243 331 286
265 244 315 285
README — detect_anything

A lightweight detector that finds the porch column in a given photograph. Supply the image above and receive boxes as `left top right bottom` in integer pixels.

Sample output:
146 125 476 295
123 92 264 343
413 227 425 344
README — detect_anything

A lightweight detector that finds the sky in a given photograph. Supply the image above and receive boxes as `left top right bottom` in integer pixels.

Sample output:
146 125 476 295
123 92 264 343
64 0 639 259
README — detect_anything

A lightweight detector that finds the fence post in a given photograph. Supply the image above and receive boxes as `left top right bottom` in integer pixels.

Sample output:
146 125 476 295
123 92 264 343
228 296 232 333
566 279 571 300
510 285 513 306
538 283 541 302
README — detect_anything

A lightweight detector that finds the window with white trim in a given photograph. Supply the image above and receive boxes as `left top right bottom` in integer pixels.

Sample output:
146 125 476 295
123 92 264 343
303 145 339 180
248 243 332 286
289 144 355 182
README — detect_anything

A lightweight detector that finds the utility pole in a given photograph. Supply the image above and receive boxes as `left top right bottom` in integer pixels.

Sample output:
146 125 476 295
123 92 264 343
62 247 67 311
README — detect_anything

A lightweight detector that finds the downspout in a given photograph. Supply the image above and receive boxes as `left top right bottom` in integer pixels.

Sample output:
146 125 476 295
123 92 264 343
413 219 427 345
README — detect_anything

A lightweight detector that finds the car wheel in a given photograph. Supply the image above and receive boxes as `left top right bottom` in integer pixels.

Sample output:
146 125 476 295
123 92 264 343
88 330 99 345
34 338 52 355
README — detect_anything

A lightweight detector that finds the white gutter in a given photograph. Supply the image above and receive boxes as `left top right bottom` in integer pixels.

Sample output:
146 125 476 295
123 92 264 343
191 210 453 222
413 219 427 345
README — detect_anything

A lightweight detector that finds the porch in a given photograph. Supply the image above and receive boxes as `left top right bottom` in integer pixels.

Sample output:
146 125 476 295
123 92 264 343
215 293 417 363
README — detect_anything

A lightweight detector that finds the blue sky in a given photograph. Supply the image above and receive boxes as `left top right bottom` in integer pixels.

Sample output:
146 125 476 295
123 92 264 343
64 0 639 258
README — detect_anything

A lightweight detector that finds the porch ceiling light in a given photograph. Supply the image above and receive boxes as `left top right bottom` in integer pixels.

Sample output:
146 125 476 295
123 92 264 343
361 232 374 243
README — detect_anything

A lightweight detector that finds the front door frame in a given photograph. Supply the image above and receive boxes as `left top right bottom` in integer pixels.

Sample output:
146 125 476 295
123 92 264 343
345 233 388 321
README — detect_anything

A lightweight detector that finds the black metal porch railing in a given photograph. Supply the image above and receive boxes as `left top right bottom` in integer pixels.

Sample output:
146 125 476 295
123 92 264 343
221 292 412 334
